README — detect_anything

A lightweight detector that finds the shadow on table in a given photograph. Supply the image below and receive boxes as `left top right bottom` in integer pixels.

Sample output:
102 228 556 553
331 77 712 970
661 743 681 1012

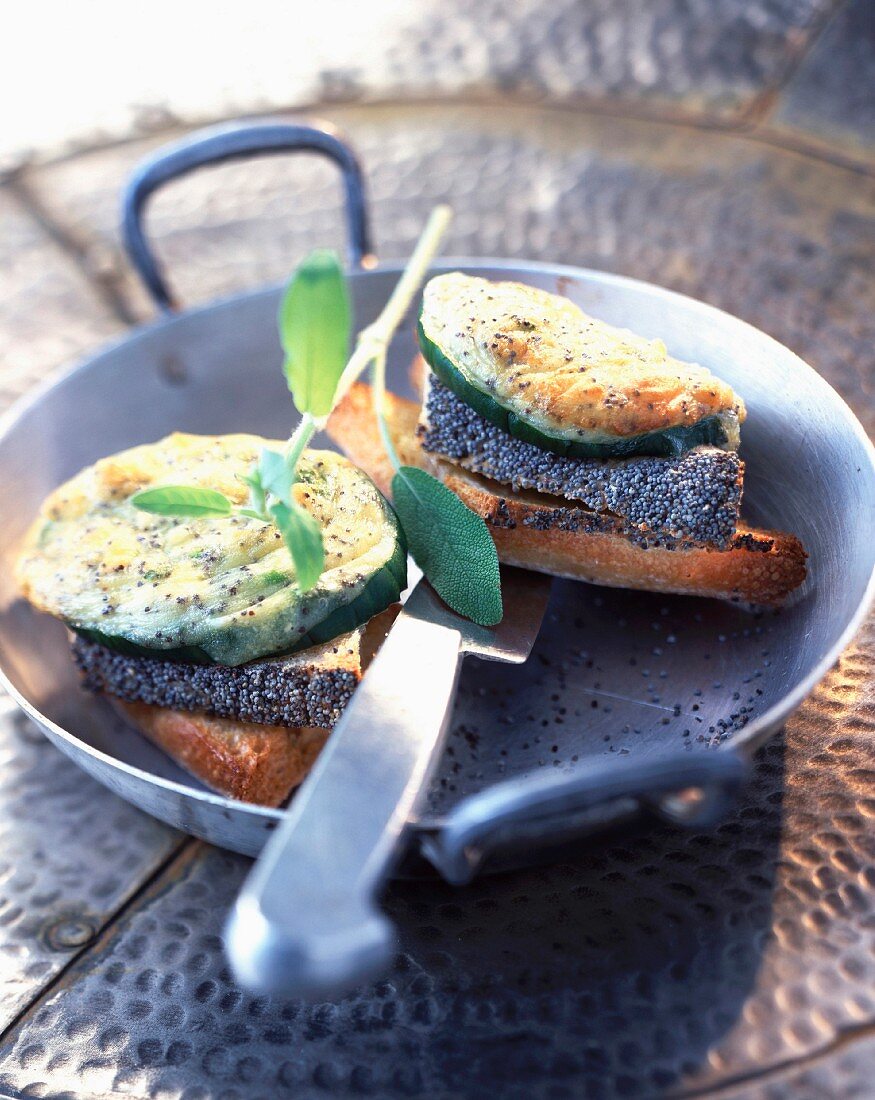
382 732 786 1098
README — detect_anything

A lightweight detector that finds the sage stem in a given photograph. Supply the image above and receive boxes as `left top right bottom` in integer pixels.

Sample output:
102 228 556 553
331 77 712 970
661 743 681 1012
371 348 403 474
325 204 452 421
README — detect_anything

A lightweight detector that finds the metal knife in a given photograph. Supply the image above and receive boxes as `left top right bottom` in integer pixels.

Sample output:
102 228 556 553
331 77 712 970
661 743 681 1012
225 566 551 998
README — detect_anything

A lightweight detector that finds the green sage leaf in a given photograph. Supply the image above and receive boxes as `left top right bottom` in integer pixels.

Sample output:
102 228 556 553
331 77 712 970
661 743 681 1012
238 469 267 516
258 447 294 502
130 485 233 518
270 500 324 591
279 249 351 418
391 466 502 626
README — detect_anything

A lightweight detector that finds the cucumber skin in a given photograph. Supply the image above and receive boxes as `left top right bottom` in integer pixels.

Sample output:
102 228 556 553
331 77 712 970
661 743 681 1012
74 536 408 666
417 319 735 459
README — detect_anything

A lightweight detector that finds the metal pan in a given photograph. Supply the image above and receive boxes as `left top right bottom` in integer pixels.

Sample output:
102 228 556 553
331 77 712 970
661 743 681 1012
0 121 872 880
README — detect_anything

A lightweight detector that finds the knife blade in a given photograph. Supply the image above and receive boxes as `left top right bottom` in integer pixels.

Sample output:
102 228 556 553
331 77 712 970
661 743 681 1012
225 566 551 998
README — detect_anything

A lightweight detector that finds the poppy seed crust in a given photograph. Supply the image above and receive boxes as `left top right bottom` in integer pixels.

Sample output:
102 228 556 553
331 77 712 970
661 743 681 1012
420 376 743 548
72 637 357 728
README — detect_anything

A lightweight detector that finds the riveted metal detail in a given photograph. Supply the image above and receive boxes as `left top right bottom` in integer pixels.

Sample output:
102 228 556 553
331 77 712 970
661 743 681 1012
44 915 98 952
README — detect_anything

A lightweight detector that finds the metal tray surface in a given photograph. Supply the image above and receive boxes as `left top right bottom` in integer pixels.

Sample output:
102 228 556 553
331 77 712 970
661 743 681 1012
0 256 872 864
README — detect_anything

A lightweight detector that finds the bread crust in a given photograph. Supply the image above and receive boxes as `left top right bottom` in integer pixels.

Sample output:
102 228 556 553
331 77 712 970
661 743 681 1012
327 382 806 605
114 700 327 807
107 606 398 807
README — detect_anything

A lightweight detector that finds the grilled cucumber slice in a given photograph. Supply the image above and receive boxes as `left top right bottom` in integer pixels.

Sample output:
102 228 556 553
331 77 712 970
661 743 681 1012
18 434 406 666
418 273 743 459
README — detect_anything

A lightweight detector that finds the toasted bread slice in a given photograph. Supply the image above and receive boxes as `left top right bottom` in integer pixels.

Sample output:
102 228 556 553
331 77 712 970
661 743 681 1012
326 383 807 606
115 700 328 807
107 605 399 807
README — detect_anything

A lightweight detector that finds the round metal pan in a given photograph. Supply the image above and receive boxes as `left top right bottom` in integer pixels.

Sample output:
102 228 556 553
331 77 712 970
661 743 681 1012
0 122 872 873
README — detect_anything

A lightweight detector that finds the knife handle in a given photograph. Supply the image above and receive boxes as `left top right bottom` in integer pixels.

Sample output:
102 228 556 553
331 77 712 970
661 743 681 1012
422 750 747 884
225 612 463 998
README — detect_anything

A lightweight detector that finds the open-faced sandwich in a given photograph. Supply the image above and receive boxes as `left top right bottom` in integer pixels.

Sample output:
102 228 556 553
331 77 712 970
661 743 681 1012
328 272 807 604
14 211 496 809
16 433 406 806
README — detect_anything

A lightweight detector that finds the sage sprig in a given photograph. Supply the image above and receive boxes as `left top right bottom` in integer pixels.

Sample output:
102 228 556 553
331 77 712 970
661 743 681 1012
131 205 503 623
132 248 352 588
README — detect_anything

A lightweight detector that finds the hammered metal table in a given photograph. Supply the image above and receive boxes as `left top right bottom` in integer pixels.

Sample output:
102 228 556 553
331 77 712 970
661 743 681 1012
0 4 873 1097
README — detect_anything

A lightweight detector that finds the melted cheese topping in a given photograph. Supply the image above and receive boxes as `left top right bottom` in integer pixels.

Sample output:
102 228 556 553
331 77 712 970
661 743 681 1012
17 433 400 665
421 273 745 439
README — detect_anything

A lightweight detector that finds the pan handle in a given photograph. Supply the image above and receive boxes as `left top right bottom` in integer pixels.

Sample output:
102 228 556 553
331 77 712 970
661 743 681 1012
121 120 374 313
420 749 748 884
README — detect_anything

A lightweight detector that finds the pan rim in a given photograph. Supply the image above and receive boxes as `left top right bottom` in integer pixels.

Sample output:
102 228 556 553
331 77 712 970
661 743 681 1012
1 256 873 832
